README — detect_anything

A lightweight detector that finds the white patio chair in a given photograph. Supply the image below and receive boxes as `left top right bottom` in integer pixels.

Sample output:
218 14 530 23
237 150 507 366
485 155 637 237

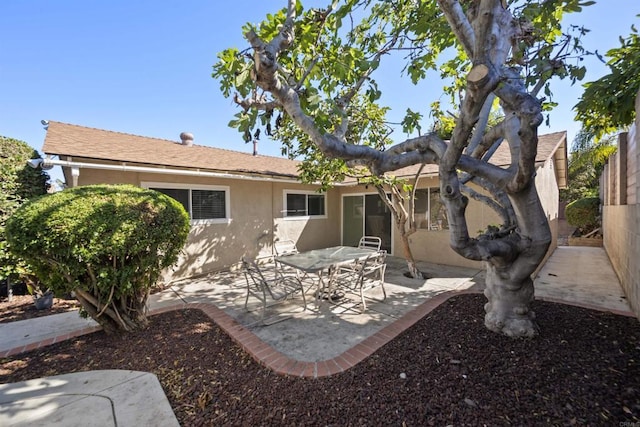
337 235 383 276
242 257 307 325
274 239 299 256
358 236 382 251
334 250 387 312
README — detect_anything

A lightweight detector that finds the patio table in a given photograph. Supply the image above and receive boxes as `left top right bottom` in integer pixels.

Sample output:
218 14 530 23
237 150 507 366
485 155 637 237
274 246 376 303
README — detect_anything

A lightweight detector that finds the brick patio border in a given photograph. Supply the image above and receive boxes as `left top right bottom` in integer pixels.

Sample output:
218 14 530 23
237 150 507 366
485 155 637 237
3 290 634 377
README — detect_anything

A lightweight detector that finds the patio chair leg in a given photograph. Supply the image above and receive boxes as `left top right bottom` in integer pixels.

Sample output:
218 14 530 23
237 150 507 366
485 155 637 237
300 288 307 311
259 300 268 324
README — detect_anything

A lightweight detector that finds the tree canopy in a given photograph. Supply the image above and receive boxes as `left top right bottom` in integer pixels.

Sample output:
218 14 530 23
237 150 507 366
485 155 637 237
574 21 640 139
560 129 617 203
213 0 597 338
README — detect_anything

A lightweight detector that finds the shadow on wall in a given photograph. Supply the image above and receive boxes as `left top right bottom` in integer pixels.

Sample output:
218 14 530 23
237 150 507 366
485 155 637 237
167 217 277 281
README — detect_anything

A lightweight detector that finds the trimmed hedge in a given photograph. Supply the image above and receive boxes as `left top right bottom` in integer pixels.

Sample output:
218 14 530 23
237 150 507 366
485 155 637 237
6 184 190 332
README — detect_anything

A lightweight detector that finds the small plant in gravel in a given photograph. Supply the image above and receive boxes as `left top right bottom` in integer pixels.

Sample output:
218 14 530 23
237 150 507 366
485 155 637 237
5 184 190 333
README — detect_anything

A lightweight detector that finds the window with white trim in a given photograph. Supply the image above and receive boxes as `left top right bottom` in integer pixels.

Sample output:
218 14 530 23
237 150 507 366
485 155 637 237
143 183 230 223
284 191 326 218
414 188 449 230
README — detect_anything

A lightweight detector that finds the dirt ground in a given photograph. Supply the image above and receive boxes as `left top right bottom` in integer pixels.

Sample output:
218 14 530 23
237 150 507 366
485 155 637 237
0 294 80 324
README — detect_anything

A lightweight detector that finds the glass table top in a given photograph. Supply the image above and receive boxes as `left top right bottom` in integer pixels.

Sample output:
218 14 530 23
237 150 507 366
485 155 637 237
274 246 376 272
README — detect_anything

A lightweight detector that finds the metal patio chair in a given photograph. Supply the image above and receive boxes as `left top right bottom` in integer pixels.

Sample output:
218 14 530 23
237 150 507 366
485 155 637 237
274 239 299 257
337 235 383 276
242 257 307 325
358 236 382 251
334 250 387 312
274 239 318 291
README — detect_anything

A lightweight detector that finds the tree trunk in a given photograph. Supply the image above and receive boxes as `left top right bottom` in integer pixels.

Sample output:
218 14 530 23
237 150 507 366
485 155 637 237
75 288 149 334
376 184 425 279
398 233 422 279
481 185 551 337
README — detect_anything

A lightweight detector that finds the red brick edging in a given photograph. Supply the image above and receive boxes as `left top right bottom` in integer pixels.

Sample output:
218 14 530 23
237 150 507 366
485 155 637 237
150 289 479 378
1 325 102 358
4 290 634 376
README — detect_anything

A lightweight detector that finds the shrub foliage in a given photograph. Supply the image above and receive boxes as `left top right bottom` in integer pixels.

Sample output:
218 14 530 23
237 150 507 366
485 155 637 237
6 184 190 333
0 136 49 286
565 197 601 235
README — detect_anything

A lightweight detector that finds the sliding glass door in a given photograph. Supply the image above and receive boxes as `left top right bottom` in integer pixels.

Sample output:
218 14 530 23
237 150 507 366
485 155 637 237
342 194 392 253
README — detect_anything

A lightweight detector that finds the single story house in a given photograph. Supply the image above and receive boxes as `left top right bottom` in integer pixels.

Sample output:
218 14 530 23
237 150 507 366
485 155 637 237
39 121 567 283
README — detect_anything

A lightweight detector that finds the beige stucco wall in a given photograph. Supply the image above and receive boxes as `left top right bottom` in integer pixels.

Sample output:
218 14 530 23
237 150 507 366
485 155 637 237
534 155 561 270
67 150 561 281
70 160 341 283
338 163 560 272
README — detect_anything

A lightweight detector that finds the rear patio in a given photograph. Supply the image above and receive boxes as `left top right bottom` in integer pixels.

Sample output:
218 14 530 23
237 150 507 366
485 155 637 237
148 247 632 367
0 246 636 426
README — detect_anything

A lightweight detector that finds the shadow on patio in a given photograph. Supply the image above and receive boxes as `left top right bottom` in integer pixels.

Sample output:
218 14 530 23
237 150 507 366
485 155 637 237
153 256 486 362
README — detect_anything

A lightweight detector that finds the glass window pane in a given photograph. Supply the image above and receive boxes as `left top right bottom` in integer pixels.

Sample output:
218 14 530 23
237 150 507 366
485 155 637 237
286 193 306 216
308 194 325 216
192 190 226 219
343 196 364 247
414 189 429 229
429 189 448 230
152 188 190 215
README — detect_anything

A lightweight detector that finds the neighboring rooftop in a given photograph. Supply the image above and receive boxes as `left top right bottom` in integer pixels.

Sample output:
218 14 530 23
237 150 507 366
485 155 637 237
391 131 567 181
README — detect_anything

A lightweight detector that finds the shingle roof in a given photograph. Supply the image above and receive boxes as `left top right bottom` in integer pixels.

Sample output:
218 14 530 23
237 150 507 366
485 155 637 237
390 131 567 179
42 121 566 182
42 121 302 178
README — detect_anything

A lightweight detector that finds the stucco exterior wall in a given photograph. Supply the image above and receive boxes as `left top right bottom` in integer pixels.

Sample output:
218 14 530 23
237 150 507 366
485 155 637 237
70 161 341 282
67 150 561 282
534 155 561 270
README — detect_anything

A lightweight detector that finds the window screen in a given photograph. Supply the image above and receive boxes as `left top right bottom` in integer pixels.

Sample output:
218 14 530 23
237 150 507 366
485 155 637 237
151 187 227 220
192 190 226 219
285 192 325 217
286 193 307 216
308 194 325 216
152 188 189 213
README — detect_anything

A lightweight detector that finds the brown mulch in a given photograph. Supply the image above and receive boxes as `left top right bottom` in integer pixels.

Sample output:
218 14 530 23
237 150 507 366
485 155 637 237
1 294 639 426
0 294 80 323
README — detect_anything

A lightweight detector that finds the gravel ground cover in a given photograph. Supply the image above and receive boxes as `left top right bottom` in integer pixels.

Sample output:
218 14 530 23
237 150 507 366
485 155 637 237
1 294 639 426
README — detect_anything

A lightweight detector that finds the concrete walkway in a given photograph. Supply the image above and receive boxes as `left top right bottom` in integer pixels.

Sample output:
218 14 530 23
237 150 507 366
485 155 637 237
0 246 635 426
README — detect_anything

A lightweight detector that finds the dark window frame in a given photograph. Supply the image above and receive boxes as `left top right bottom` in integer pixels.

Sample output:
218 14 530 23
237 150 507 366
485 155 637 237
284 190 327 218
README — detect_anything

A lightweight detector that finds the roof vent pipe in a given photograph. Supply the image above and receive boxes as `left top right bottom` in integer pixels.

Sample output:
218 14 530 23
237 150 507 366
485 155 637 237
180 132 194 146
253 138 258 156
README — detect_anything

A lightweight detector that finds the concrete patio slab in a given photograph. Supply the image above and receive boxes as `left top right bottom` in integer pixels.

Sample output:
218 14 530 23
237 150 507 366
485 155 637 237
0 370 179 427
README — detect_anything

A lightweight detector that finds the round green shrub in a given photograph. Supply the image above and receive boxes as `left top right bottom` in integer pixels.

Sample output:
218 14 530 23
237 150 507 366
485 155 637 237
6 184 190 332
565 197 600 234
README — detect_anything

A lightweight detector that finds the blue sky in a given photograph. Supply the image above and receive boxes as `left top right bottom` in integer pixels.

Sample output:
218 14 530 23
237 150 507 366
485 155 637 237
0 1 637 183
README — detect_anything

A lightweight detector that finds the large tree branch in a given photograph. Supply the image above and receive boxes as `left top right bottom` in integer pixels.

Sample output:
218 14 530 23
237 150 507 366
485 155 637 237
437 0 475 57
